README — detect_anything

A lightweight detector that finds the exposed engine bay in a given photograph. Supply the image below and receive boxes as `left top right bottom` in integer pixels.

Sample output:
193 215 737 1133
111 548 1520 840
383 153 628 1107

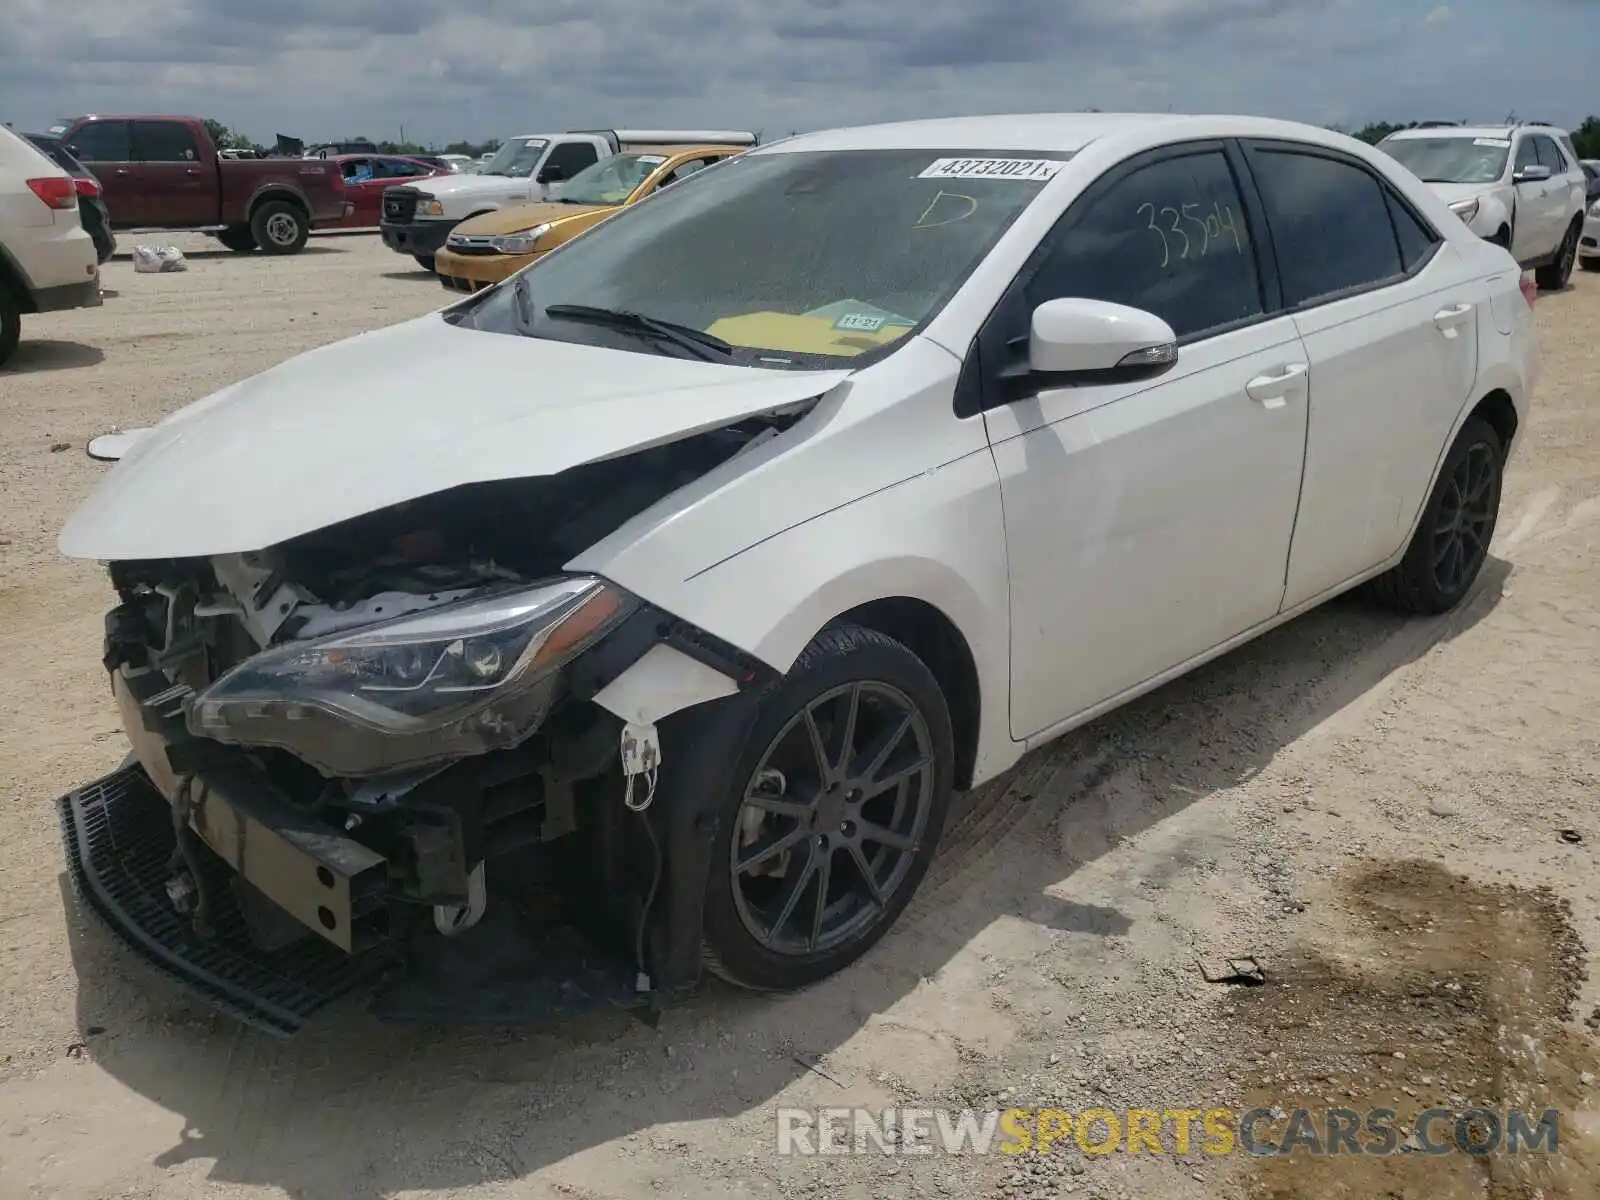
78 417 793 1030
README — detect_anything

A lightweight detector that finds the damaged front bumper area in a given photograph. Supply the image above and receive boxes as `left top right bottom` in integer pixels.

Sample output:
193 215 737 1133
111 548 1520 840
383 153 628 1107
58 564 769 1037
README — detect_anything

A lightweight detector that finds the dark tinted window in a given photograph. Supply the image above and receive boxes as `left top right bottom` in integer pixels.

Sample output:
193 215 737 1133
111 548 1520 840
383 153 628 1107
1385 191 1440 272
544 141 599 178
1533 135 1568 172
1025 150 1263 340
69 121 132 162
1250 150 1403 305
383 159 430 177
133 121 199 162
1513 137 1539 172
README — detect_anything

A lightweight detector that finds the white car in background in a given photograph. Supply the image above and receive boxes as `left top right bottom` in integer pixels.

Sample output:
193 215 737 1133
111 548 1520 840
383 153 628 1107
1580 159 1600 273
56 113 1538 1032
1379 123 1587 290
0 124 102 368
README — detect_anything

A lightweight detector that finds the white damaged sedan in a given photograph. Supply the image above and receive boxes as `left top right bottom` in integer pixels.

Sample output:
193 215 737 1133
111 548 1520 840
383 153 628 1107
56 113 1537 1034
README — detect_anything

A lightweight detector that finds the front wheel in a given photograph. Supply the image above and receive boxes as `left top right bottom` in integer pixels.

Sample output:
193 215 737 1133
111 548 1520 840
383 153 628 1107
701 626 954 991
250 201 309 255
1367 416 1503 615
1534 219 1580 291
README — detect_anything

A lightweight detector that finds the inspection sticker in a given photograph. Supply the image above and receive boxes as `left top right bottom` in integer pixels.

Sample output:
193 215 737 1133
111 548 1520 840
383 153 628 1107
918 157 1068 182
1473 137 1511 147
835 312 886 332
638 155 668 164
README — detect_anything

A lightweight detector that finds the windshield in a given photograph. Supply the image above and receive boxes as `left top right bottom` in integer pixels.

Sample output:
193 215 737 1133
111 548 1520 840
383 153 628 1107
479 137 550 178
460 148 1068 368
1381 136 1509 185
555 153 668 205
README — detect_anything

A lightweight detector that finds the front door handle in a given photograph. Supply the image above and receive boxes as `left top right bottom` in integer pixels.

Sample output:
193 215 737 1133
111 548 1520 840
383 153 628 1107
1245 363 1308 409
113 168 131 176
1434 302 1474 336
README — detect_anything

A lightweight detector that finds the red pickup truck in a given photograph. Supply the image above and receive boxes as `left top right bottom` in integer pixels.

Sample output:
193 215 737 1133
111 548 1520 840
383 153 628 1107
48 115 348 255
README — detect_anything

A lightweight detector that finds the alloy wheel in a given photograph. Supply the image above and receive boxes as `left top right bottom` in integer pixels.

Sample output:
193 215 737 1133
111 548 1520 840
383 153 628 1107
730 680 934 956
1431 442 1496 595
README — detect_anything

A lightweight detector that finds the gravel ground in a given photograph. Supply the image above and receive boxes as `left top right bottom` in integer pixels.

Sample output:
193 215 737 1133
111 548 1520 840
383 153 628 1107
0 232 1596 1200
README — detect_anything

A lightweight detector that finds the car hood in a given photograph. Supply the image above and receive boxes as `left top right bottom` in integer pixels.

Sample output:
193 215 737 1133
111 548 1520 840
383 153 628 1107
454 201 612 236
417 173 539 198
58 315 850 561
1423 181 1502 205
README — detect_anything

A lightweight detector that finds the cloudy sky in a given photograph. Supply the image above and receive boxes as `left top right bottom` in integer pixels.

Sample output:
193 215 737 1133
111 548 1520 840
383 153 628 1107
1 0 1595 147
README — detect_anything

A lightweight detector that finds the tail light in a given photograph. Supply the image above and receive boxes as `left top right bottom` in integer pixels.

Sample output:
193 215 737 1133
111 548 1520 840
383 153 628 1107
26 176 78 210
1519 275 1538 307
73 177 101 199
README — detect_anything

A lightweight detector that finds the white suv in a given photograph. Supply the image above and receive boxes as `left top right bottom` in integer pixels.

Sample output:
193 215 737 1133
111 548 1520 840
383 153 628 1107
1379 123 1587 290
0 123 102 368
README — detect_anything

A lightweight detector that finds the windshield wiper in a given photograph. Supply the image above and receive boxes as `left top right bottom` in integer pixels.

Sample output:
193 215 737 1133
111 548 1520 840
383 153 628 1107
542 303 734 361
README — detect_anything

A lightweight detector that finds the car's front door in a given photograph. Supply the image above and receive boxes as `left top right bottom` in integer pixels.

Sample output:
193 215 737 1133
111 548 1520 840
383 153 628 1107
1510 135 1560 262
980 143 1311 739
66 120 137 224
1237 141 1482 609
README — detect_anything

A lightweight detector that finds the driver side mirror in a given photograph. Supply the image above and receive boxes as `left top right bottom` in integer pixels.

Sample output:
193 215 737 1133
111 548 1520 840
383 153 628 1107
1026 298 1178 387
538 163 566 184
1513 164 1552 184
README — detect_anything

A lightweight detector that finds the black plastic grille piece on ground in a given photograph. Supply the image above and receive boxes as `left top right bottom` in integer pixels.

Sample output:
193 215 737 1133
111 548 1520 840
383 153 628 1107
57 765 392 1038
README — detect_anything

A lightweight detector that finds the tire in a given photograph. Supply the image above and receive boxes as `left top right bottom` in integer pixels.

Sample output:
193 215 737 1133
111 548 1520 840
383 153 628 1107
700 626 955 991
1367 416 1503 616
1580 256 1600 273
0 287 20 370
1491 224 1511 250
413 254 436 272
1534 218 1580 291
216 226 258 253
249 201 309 255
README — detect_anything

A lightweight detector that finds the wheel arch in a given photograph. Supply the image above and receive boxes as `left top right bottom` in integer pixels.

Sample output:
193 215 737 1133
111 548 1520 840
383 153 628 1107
829 596 982 790
0 242 37 314
246 185 311 221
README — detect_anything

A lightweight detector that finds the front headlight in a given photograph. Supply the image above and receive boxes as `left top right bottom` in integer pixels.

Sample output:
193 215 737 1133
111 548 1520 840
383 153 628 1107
1448 197 1481 223
417 196 444 217
189 577 636 776
490 224 551 254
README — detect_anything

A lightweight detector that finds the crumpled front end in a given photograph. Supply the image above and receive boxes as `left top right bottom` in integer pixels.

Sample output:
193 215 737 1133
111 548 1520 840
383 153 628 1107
56 427 790 1034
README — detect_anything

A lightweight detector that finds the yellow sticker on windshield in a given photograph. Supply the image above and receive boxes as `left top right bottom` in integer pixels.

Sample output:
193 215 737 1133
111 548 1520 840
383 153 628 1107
707 312 912 357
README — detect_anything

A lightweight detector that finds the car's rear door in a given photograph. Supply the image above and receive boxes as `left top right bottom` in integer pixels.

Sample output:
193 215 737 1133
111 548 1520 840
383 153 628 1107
360 158 433 226
128 120 214 227
1237 140 1481 609
980 141 1312 738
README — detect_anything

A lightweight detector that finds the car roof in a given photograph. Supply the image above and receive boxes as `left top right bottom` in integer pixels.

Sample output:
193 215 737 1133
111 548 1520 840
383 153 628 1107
755 112 1370 155
1383 123 1567 141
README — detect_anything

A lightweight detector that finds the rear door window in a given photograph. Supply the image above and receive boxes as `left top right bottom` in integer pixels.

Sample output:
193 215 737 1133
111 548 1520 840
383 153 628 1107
132 121 200 162
1533 135 1569 173
1246 148 1405 306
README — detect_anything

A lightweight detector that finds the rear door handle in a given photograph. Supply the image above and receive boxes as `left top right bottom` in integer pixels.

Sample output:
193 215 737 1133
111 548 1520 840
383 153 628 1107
1434 302 1474 336
1245 363 1308 409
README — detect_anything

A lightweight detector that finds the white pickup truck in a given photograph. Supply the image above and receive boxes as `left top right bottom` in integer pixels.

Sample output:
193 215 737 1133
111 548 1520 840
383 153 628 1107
379 128 757 270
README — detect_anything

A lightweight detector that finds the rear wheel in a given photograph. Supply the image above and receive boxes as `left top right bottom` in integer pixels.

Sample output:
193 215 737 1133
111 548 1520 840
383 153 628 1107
413 254 436 272
1580 255 1600 273
701 626 954 991
0 287 20 369
250 201 309 255
216 226 258 252
1534 218 1580 291
1367 416 1503 615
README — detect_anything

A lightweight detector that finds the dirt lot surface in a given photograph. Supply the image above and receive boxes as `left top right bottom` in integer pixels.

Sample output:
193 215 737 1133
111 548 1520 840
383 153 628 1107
0 233 1596 1200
